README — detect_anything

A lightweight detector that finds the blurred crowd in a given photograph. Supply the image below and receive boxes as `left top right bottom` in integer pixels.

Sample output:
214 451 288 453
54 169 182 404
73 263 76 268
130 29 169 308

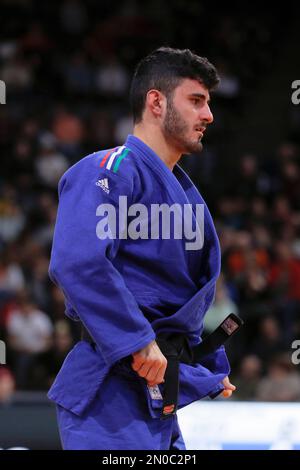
0 0 300 402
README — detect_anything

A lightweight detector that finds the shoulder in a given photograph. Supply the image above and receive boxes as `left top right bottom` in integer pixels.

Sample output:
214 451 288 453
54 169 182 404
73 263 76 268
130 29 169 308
93 145 140 184
58 145 142 200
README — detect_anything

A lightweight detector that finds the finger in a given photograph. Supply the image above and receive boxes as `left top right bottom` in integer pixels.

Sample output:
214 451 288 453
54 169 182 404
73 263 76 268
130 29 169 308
135 363 152 378
145 369 160 384
131 356 144 372
155 362 167 385
223 376 236 390
222 376 230 387
145 359 164 382
147 361 167 386
226 382 236 391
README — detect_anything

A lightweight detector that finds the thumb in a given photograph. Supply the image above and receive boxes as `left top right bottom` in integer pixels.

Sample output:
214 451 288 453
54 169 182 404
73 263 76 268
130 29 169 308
222 376 236 391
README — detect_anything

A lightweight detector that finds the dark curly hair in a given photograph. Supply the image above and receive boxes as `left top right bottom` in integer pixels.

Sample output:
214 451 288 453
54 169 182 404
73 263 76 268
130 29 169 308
130 47 220 124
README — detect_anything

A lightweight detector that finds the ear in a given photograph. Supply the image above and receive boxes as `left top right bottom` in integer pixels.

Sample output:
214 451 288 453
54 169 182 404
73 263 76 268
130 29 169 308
145 89 166 118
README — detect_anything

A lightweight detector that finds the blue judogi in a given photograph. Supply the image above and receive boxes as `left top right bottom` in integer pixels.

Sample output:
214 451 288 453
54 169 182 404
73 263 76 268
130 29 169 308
48 135 230 450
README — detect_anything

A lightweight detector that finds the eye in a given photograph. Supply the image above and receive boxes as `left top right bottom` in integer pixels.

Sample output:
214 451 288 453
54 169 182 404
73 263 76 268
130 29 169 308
191 97 202 106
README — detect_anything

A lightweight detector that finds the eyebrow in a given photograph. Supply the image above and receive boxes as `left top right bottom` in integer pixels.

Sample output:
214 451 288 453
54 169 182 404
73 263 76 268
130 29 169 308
189 93 211 104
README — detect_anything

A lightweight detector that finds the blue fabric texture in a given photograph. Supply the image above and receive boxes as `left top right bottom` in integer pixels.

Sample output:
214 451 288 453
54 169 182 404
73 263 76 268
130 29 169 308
48 135 230 449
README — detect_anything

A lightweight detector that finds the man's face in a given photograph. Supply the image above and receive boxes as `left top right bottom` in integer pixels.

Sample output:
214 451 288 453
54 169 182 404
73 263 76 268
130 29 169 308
162 79 214 154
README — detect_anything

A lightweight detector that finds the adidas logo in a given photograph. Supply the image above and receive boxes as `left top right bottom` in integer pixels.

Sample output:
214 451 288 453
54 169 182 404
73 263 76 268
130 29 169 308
96 178 110 194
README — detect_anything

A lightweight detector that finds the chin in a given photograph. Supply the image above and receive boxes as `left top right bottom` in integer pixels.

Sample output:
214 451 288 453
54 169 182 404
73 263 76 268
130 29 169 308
197 141 203 152
185 141 203 154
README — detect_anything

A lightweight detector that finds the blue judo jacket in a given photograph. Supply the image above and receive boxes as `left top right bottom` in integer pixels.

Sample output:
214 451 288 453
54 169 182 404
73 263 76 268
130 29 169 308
48 135 229 418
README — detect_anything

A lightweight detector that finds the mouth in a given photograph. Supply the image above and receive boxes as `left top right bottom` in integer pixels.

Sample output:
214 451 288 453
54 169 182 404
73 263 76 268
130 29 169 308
195 126 206 139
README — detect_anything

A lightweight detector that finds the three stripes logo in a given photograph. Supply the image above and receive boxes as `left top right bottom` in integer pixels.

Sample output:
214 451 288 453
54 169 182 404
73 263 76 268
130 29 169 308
96 177 110 193
100 146 130 173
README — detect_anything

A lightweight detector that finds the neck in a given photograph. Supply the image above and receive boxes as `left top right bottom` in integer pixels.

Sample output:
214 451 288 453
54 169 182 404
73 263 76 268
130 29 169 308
133 123 181 171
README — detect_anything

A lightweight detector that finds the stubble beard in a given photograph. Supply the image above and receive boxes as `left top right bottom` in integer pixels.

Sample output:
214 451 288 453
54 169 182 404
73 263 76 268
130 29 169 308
163 99 203 154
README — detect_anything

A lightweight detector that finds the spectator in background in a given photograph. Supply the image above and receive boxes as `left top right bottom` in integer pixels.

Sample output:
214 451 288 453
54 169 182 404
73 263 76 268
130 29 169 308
250 316 286 366
20 22 53 55
95 56 129 97
0 54 33 92
271 196 294 233
256 353 300 401
6 291 53 388
61 52 93 94
52 109 85 163
27 320 74 390
280 160 300 210
233 154 260 200
248 198 270 228
35 133 68 189
8 139 35 192
31 193 57 250
27 254 53 313
0 185 25 243
233 354 263 400
269 240 300 345
0 252 25 296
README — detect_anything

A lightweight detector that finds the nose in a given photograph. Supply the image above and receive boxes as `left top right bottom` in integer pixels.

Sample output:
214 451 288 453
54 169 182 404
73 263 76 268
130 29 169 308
201 103 214 124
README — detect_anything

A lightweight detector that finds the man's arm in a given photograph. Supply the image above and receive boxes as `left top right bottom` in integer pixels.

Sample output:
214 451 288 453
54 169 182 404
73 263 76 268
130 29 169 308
49 159 156 366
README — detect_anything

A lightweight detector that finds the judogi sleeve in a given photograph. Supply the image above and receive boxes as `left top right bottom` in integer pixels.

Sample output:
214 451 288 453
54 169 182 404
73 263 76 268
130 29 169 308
49 157 155 366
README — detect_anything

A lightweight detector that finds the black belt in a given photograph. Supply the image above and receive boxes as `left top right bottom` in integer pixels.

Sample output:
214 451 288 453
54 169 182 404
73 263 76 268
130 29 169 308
156 333 193 418
81 313 243 419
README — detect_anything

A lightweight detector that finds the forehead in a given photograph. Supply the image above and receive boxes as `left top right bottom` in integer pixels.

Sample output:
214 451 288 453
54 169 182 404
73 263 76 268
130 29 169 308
174 78 210 99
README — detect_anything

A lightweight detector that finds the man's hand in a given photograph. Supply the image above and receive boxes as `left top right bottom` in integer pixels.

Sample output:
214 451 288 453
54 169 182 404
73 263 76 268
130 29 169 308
131 340 167 387
222 376 236 398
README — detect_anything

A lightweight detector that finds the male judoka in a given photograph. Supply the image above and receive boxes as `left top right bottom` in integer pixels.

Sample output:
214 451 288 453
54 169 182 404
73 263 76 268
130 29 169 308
48 47 236 450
